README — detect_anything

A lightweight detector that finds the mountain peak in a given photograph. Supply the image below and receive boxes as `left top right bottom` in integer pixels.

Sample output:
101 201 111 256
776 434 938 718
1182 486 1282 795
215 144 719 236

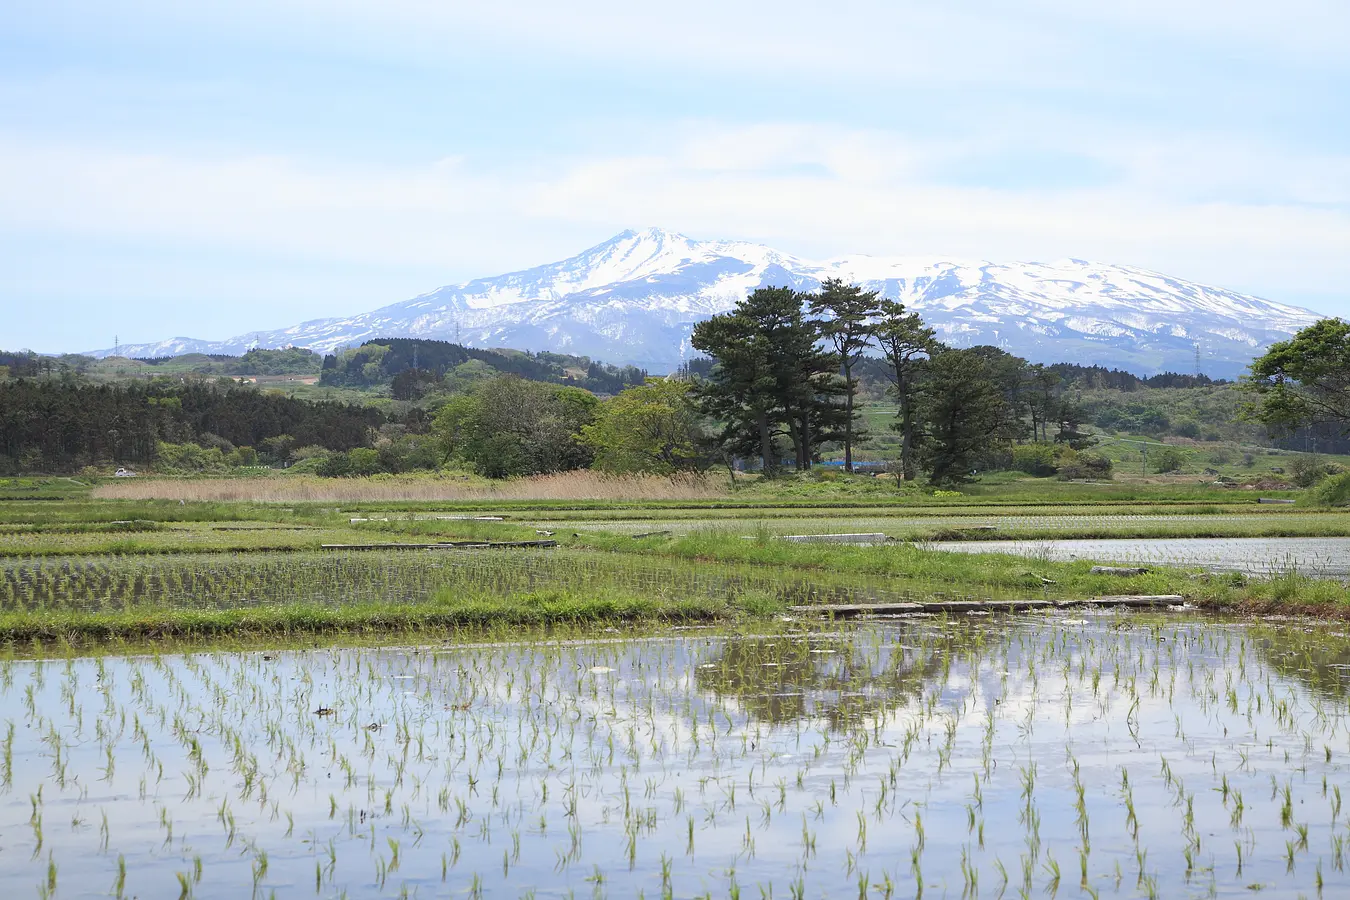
602 226 692 248
89 231 1323 379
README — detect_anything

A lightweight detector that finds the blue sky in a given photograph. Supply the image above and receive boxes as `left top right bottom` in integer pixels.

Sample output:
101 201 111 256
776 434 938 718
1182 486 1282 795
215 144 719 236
3 0 1348 352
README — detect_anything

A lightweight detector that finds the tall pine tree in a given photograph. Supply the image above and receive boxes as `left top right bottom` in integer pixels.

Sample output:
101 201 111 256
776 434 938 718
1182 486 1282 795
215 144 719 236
692 287 841 473
810 279 880 472
874 300 937 481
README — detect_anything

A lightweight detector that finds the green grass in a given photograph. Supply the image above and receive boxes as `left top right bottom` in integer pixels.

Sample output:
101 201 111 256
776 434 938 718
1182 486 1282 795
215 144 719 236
0 586 776 644
580 528 1193 597
0 521 374 557
3 474 1349 645
0 477 94 502
6 538 1348 646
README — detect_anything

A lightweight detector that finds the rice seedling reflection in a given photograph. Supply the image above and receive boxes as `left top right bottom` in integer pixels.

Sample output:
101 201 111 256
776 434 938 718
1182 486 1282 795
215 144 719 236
2 615 1350 895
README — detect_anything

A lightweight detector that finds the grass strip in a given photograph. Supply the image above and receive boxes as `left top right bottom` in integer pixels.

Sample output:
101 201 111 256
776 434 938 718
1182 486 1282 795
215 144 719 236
579 529 1350 616
0 587 783 644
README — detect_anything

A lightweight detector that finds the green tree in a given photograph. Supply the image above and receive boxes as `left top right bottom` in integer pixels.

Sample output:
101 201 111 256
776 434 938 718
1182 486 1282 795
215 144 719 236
1025 364 1061 443
809 279 880 472
1246 319 1350 433
918 348 1012 484
1152 445 1188 473
1052 397 1096 450
874 301 936 480
968 346 1033 446
692 287 841 474
580 379 705 474
259 434 296 466
430 376 596 477
430 394 481 463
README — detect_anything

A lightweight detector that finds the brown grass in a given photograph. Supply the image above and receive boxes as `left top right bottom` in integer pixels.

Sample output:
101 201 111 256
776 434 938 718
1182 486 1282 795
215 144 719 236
91 471 727 503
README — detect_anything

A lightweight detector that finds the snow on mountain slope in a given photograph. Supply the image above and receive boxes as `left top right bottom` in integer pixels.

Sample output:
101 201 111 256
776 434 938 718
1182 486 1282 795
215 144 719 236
90 227 1324 378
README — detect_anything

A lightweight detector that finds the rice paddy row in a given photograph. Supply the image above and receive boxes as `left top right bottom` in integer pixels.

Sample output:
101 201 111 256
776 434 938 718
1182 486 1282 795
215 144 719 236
5 616 1350 897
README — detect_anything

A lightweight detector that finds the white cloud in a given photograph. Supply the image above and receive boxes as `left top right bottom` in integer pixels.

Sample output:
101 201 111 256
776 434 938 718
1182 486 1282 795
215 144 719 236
35 0 1344 92
2 121 1346 310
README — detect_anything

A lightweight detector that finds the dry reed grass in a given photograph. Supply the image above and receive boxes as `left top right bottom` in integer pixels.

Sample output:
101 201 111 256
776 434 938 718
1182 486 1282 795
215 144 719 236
92 471 727 503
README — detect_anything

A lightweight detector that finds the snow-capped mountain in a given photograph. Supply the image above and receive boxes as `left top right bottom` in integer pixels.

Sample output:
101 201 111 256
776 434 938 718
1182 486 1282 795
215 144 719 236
91 228 1324 378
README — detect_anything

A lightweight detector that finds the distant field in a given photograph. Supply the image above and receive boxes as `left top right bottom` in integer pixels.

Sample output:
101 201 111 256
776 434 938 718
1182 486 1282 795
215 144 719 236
91 472 727 503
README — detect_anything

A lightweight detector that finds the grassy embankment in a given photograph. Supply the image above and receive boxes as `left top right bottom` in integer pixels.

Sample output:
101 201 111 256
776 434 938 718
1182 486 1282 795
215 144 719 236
4 534 1343 644
2 471 1347 643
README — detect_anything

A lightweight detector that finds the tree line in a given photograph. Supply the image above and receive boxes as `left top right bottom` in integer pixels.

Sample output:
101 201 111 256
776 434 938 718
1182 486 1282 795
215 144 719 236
0 378 384 473
9 301 1339 481
690 282 1098 483
321 339 648 397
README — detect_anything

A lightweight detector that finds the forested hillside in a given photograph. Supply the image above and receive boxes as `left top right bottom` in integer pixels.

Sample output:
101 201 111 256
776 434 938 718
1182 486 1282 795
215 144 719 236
320 339 647 397
0 379 384 472
2 299 1340 478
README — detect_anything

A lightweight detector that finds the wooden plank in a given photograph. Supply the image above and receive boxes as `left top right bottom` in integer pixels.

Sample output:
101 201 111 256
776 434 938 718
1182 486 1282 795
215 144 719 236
1085 594 1184 607
789 594 1184 617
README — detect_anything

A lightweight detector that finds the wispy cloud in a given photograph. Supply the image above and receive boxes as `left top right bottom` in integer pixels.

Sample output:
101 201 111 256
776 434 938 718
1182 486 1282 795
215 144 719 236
3 122 1345 298
2 0 1348 348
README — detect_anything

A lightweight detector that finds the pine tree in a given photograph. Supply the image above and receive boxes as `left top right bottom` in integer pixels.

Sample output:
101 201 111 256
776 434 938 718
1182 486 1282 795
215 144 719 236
692 287 841 473
919 348 1011 484
874 300 937 481
810 279 881 472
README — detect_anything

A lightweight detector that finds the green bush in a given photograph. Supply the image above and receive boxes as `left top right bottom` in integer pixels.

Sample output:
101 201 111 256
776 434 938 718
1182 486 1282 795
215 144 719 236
155 441 228 474
347 448 382 476
1174 420 1201 439
1011 443 1058 476
1289 453 1335 488
315 453 351 477
1056 451 1113 481
226 446 258 467
315 447 386 477
1310 472 1350 507
1152 446 1189 473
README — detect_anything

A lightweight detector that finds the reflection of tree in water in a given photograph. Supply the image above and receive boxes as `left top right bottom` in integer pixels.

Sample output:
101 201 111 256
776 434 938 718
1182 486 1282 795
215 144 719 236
695 627 960 730
1248 624 1350 703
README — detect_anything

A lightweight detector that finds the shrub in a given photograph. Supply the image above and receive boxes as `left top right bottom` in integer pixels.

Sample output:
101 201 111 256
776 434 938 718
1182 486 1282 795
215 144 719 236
1152 446 1188 473
226 446 259 467
1011 443 1058 477
1309 472 1350 507
1056 451 1113 481
314 453 351 477
347 448 382 476
155 441 228 474
1289 453 1333 488
291 445 330 461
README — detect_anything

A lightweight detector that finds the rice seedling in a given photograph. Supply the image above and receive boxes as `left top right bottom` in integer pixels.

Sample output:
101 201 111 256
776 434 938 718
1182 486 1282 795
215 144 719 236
0 614 1347 894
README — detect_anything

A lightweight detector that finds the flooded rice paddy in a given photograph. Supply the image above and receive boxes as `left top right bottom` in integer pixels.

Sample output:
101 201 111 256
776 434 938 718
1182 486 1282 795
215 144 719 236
0 548 1053 613
933 537 1350 578
529 512 1347 539
6 615 1350 897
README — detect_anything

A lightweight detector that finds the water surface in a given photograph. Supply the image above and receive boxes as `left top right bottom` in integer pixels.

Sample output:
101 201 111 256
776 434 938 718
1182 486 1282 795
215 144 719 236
932 535 1350 576
5 615 1350 897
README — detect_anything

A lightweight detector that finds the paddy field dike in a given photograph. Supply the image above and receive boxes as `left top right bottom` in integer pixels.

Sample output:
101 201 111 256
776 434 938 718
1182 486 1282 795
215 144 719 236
4 472 1350 896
